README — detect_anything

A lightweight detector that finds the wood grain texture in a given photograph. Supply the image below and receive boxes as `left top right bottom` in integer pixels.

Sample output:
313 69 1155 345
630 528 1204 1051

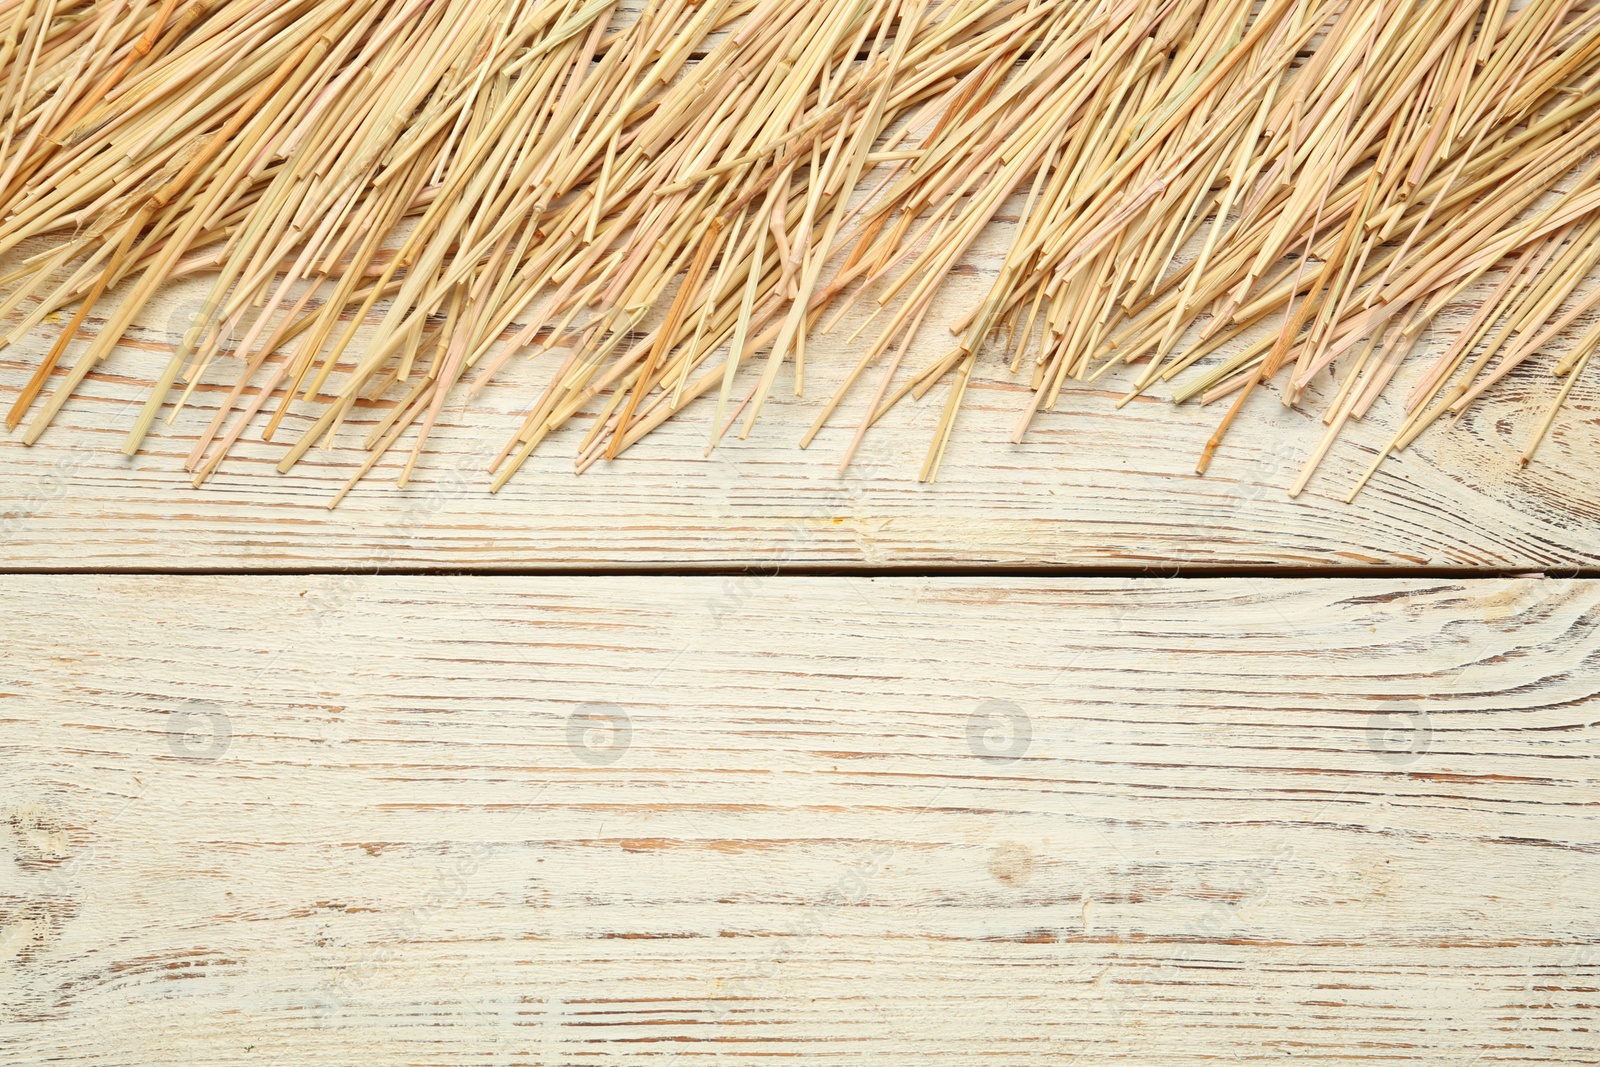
1 245 1597 573
3 575 1596 1064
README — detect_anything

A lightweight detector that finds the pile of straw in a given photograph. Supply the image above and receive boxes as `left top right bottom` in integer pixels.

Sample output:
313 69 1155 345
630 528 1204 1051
2 0 1597 501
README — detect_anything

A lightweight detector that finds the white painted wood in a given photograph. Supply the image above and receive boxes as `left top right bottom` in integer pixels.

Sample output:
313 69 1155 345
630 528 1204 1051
1 256 1597 571
3 576 1596 1063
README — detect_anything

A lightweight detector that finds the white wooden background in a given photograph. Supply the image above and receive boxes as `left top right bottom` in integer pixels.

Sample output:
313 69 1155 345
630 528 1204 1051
2 576 1597 1064
3 166 1599 1066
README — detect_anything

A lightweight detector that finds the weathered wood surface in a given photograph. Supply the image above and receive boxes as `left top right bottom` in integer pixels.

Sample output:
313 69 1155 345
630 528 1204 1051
2 261 1597 573
3 576 1596 1063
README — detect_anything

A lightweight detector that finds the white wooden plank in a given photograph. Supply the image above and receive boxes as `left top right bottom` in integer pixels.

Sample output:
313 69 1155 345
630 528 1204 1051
2 265 1597 572
3 575 1597 1063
